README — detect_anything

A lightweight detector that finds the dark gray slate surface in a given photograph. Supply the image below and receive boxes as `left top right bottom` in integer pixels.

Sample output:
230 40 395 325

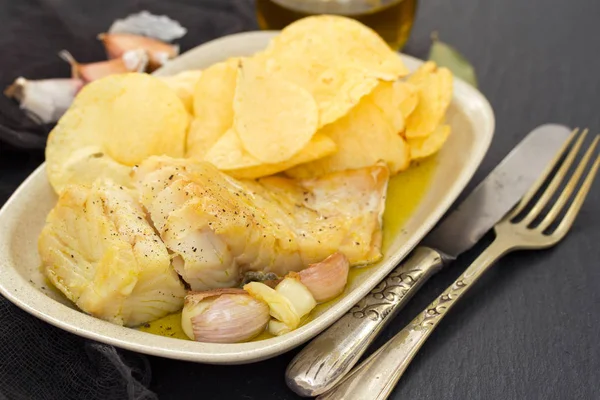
0 0 598 399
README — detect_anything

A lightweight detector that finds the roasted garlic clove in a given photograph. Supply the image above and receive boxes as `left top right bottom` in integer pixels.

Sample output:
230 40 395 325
244 281 300 332
275 275 317 318
268 320 292 336
181 288 270 343
244 277 317 336
298 252 350 302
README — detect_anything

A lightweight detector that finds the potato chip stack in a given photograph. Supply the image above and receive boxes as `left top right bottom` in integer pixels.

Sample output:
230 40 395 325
189 15 454 179
45 15 454 194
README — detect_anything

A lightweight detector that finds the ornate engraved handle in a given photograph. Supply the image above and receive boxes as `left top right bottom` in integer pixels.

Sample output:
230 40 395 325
318 239 511 400
285 247 445 397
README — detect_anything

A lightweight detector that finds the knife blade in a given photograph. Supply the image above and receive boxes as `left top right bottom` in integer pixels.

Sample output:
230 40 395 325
285 123 572 397
422 124 571 258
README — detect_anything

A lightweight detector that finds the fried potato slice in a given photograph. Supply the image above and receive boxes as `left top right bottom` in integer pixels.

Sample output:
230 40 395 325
204 129 336 179
408 124 451 160
229 136 336 179
203 129 248 170
405 61 453 138
185 118 224 160
256 54 380 128
397 81 419 120
369 80 419 134
286 93 410 178
159 70 202 113
254 15 409 127
308 68 379 128
46 73 189 193
367 81 405 134
265 15 409 81
187 58 240 158
233 59 319 163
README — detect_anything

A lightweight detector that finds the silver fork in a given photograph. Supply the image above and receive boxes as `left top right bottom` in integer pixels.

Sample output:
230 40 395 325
318 128 599 400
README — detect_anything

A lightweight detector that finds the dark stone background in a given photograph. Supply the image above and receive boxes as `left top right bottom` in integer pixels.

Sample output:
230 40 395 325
0 0 598 399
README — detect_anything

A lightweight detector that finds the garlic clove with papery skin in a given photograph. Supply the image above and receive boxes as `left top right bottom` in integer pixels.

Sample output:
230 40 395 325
59 49 148 83
181 288 270 343
298 252 350 303
107 11 187 43
4 77 84 123
98 33 179 70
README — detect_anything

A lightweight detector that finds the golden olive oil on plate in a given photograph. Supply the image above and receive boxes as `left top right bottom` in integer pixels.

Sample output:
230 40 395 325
138 156 438 341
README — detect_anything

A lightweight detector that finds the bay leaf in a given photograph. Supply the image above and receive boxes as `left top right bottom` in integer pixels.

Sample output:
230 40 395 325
428 33 478 87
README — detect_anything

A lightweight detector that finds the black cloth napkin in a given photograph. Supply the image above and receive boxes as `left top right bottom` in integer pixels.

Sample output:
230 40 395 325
0 300 156 400
0 1 256 398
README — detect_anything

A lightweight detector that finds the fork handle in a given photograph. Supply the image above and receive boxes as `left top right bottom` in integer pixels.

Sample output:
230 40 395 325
318 239 511 400
286 247 445 397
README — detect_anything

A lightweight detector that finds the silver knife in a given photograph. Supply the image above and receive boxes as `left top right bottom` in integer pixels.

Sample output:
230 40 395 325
285 123 572 397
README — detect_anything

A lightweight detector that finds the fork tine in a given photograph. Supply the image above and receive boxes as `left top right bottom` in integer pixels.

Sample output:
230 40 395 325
537 135 599 232
520 129 588 225
508 128 581 219
551 150 599 241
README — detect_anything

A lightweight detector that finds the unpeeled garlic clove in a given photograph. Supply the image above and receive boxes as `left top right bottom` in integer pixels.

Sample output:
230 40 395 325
107 11 187 42
59 49 148 83
98 33 178 70
4 77 84 123
298 252 350 302
181 288 270 343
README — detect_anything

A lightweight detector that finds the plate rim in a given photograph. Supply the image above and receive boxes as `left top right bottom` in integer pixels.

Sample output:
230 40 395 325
0 30 495 364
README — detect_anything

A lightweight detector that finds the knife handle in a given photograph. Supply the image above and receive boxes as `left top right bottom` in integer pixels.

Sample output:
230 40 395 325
285 246 445 397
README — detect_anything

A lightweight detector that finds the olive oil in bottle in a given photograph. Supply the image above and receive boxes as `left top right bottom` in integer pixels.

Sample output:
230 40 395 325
255 0 418 50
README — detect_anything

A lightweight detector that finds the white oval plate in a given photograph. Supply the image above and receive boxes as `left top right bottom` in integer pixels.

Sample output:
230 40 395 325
0 31 494 365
